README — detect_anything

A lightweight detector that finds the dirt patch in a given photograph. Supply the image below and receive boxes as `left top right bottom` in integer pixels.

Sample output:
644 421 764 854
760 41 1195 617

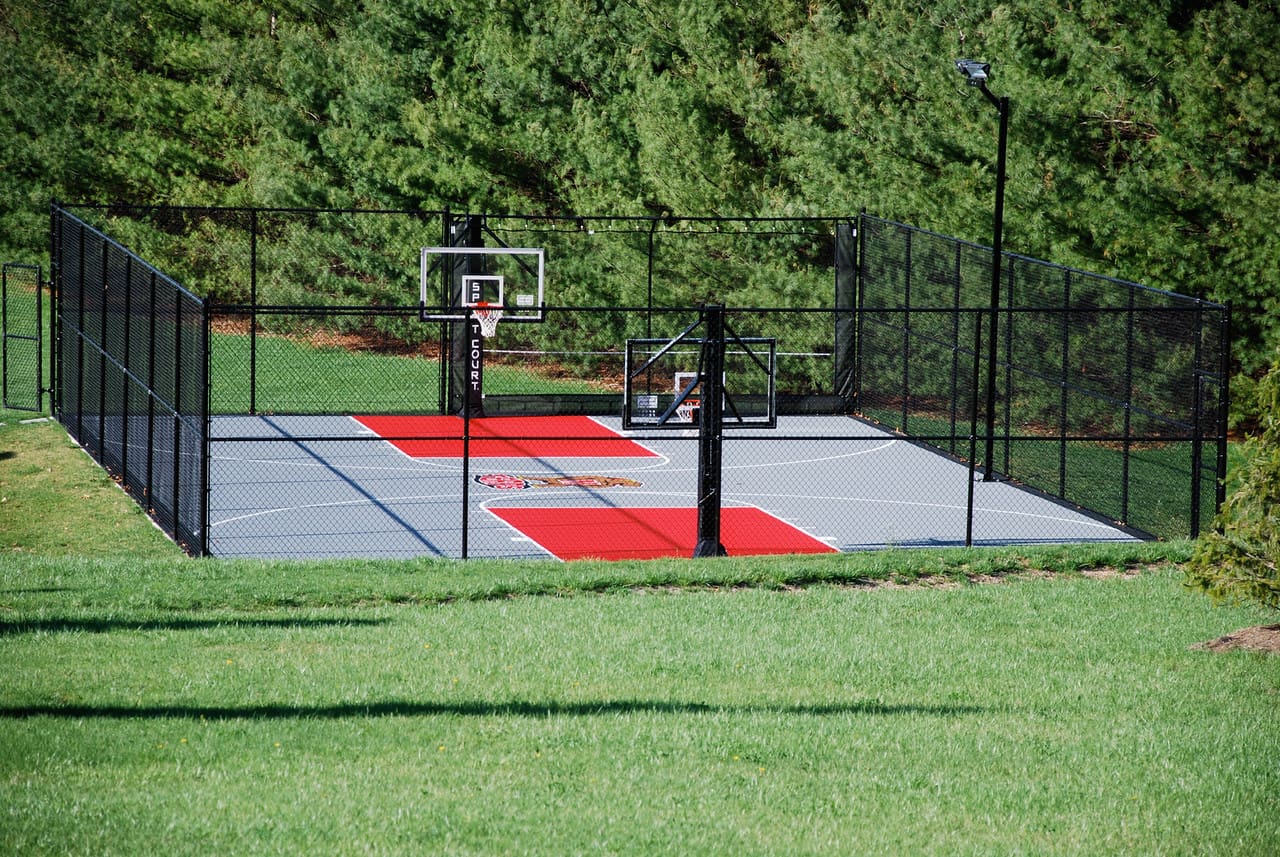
1192 624 1280 655
211 315 441 359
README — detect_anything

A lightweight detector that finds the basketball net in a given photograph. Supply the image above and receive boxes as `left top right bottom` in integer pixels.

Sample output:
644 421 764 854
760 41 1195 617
473 302 503 338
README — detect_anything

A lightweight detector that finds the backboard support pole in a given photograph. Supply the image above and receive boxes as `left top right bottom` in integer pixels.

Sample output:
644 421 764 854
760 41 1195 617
462 309 486 418
693 304 728 558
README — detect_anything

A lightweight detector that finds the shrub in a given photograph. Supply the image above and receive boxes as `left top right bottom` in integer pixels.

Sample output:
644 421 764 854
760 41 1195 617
1185 356 1280 610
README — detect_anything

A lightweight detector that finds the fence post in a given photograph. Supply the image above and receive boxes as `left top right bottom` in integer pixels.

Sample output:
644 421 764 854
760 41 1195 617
172 287 185 547
121 254 132 480
38 261 44 412
74 221 85 440
49 203 59 418
437 210 450 415
461 377 472 559
949 242 962 454
1121 283 1136 525
966 309 983 547
97 239 108 458
900 230 911 431
1215 303 1232 517
146 270 158 518
1002 257 1013 475
1059 270 1071 497
854 211 866 404
200 298 212 556
249 208 258 414
647 216 659 338
1189 298 1206 538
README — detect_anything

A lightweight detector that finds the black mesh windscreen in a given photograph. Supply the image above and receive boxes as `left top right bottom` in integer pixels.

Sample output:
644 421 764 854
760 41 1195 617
52 207 209 554
857 215 1229 539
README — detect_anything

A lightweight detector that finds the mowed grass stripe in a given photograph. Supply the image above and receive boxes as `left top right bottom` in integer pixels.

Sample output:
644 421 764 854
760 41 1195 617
2 565 1277 856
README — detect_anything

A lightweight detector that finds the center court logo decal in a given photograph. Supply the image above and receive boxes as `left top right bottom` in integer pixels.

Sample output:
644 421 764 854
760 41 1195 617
476 473 643 491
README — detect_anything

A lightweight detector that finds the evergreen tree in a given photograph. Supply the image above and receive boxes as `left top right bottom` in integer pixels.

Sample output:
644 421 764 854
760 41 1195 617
1 0 1277 393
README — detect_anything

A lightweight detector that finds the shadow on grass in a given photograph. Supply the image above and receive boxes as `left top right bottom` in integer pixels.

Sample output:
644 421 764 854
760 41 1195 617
0 616 389 636
0 698 988 719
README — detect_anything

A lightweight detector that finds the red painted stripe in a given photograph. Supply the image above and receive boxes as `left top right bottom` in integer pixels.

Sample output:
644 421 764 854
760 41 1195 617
354 415 657 458
490 506 837 561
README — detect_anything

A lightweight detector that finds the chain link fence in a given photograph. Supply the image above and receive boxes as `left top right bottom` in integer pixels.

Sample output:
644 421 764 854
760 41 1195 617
51 204 1228 558
51 207 207 552
856 215 1230 540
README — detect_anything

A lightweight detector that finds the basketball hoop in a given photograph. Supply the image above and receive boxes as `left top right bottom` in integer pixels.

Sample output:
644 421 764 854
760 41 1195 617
676 399 700 423
473 302 503 338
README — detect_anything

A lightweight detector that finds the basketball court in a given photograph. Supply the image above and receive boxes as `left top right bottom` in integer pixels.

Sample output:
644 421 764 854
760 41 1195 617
206 413 1138 560
50 206 1228 558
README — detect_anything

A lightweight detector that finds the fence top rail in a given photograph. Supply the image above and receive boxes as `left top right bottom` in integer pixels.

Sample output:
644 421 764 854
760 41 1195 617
209 302 850 315
57 201 448 219
57 201 853 230
475 212 854 227
860 213 1228 312
859 303 1228 315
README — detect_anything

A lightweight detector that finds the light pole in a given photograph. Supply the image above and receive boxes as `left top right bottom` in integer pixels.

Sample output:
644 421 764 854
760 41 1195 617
955 58 1009 481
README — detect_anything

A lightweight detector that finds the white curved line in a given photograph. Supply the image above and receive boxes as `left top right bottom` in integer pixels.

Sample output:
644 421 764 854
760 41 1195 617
209 493 461 527
722 439 898 470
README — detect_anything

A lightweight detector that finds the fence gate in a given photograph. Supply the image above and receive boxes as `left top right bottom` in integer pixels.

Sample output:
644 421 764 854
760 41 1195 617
1 263 42 412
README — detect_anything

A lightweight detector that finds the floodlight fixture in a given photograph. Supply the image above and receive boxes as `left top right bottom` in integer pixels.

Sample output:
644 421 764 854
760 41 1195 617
955 59 990 85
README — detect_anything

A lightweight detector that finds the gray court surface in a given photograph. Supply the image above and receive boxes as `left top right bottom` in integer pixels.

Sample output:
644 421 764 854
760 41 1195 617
207 415 1138 560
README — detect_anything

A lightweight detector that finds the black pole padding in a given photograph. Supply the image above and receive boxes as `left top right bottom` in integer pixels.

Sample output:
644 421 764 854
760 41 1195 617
462 313 486 418
693 304 728 558
458 216 486 418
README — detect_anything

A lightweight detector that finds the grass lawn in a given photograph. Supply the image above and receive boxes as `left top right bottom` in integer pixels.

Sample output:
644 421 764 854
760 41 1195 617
2 413 1278 855
0 417 178 558
209 331 607 414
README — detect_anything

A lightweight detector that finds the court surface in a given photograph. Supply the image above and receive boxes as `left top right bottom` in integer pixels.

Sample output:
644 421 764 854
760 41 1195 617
207 414 1138 560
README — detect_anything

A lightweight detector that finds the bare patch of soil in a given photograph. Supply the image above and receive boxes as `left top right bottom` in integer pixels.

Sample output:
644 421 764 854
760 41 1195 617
1192 624 1280 655
863 564 1146 591
211 316 441 359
